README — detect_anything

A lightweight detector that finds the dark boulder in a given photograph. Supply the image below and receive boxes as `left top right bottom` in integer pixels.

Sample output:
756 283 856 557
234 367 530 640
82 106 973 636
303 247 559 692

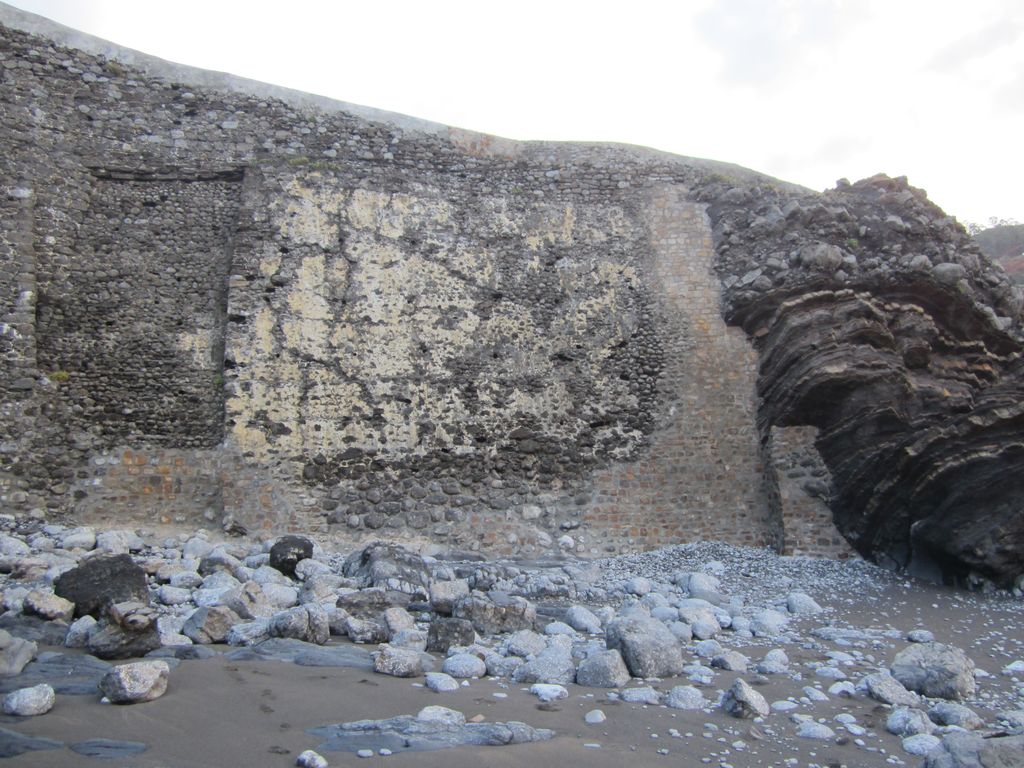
269 535 314 578
54 555 149 618
426 617 476 653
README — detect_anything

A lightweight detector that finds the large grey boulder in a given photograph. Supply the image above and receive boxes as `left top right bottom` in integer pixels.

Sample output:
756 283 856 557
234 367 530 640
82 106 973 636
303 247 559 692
342 542 432 599
453 592 536 635
54 555 148 618
512 643 576 685
576 649 631 688
922 731 1024 768
605 616 685 679
891 642 976 700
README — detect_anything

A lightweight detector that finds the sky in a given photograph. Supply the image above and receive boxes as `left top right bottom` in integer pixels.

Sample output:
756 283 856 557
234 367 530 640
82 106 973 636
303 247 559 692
6 0 1023 227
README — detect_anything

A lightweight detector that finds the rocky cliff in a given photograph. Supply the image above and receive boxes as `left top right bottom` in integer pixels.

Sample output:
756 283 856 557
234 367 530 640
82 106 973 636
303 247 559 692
0 4 1020 587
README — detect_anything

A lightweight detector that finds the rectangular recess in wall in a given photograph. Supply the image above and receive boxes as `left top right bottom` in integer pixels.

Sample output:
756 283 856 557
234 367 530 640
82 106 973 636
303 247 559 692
36 169 242 447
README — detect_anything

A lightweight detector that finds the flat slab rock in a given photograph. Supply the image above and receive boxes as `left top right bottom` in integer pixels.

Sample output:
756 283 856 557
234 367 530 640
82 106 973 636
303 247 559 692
69 739 148 759
225 638 374 670
0 652 111 696
0 726 62 758
309 715 554 753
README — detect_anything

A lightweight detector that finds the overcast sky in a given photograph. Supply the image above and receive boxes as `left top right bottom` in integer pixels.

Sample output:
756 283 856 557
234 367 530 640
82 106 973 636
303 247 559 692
7 0 1023 226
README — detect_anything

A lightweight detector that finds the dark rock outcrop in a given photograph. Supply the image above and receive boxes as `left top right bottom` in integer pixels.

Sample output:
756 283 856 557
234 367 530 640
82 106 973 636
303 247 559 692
703 174 1024 587
54 555 149 618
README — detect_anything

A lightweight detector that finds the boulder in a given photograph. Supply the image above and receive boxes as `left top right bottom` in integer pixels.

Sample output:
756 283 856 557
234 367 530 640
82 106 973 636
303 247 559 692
920 731 1024 768
429 580 470 615
372 644 424 678
575 649 631 688
85 602 161 660
0 631 37 677
219 581 273 620
425 672 460 692
54 555 149 618
2 683 55 716
336 589 409 619
512 643 576 685
503 629 547 659
452 592 536 635
344 617 388 645
605 616 685 678
342 542 432 598
564 605 602 634
268 535 313 578
928 702 984 730
862 671 920 706
886 705 935 736
442 653 486 679
666 685 706 710
891 642 976 700
721 678 769 719
426 617 476 654
99 660 170 704
183 606 241 644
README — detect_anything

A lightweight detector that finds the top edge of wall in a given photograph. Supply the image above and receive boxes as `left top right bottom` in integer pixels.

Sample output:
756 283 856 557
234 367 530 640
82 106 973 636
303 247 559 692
0 1 807 191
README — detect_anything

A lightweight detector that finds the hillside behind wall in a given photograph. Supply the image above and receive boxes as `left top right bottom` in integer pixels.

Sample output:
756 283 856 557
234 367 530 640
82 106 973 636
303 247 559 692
0 5 794 557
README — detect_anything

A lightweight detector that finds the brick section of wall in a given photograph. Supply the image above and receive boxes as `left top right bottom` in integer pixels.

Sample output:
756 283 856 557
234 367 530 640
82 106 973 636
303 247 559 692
766 425 858 559
583 187 774 553
73 445 304 534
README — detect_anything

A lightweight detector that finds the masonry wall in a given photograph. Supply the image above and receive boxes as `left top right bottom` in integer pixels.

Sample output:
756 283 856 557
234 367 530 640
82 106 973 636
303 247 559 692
0 13 784 556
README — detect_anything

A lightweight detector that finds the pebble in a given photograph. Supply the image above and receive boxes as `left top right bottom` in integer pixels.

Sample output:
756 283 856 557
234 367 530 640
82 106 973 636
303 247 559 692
296 749 329 768
585 709 606 724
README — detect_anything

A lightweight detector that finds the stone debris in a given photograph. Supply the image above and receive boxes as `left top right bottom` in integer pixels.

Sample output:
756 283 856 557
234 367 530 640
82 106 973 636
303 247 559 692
0 527 1020 766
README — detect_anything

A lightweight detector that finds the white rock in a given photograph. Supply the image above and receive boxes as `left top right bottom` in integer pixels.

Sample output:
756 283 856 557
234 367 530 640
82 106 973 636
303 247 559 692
584 709 606 724
416 705 465 726
666 685 706 710
425 672 459 693
530 684 568 702
796 721 835 739
2 683 55 716
296 749 328 768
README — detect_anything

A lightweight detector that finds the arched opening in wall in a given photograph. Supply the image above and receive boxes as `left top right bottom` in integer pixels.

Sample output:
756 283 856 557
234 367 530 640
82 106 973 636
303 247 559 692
35 167 243 448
